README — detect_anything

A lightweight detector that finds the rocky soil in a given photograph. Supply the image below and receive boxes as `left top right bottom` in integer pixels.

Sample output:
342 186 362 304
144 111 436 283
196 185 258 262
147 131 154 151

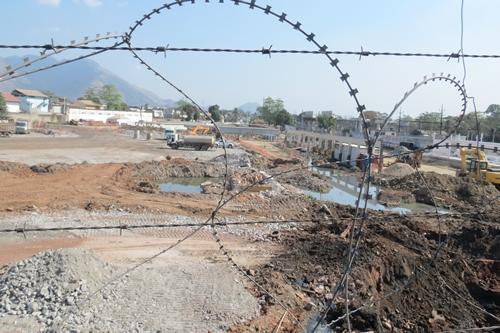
376 171 499 212
232 201 499 332
0 248 259 333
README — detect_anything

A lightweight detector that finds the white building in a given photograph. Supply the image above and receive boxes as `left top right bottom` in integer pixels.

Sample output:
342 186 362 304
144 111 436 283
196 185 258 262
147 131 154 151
67 108 153 125
1 92 21 113
11 89 49 113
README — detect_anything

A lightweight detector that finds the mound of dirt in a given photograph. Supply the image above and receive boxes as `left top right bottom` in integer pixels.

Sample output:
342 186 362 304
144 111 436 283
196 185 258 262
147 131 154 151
377 171 499 211
0 161 32 176
30 163 71 174
235 203 499 332
117 158 225 182
382 162 416 177
276 169 333 193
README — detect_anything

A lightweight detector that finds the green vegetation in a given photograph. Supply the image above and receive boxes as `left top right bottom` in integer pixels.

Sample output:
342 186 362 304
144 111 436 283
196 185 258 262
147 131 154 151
317 113 336 130
208 105 222 122
177 100 199 121
257 97 294 127
82 85 128 110
0 94 7 119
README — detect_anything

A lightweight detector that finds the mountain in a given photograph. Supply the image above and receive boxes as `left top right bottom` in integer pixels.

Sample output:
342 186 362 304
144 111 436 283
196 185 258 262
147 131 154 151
238 102 260 114
0 55 176 107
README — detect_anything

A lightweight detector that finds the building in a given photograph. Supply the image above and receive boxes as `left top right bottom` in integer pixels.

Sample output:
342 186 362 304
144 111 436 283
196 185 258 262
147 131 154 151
74 99 102 110
11 89 49 113
1 92 21 113
152 109 164 118
297 111 316 131
67 107 153 125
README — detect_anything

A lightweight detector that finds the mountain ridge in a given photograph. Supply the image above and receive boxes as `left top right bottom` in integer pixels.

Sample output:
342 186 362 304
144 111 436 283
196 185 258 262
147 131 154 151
0 55 176 107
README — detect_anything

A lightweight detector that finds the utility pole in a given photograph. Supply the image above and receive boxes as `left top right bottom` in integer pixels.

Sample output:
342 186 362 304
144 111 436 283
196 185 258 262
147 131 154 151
398 108 402 135
439 104 444 136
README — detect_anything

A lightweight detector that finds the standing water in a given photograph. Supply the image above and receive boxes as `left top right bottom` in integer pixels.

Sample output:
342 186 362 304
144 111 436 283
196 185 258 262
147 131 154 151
306 166 448 214
159 177 215 194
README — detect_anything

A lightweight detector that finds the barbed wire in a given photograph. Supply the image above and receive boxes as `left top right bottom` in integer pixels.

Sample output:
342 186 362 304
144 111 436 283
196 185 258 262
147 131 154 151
0 33 122 81
2 43 500 59
0 0 496 331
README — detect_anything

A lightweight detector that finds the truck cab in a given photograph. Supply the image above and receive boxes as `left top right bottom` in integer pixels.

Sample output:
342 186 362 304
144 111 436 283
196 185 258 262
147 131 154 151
15 120 30 134
164 128 178 143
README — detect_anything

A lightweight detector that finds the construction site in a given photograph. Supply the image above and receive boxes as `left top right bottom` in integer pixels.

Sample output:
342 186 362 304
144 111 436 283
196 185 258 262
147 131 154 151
0 1 499 333
0 122 497 332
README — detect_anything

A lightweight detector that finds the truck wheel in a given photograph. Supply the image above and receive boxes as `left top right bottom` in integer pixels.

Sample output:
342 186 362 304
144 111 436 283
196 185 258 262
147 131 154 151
228 144 233 149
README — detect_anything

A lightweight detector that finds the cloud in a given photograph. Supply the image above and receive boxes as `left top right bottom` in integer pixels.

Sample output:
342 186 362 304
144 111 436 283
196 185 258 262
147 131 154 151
78 0 103 6
38 0 103 7
37 0 61 6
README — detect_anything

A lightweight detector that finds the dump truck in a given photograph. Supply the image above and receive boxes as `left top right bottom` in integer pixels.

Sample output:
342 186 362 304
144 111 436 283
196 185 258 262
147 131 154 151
167 135 215 151
0 119 15 137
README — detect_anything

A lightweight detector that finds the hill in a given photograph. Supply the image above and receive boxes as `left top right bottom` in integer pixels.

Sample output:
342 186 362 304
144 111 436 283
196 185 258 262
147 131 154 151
0 55 176 107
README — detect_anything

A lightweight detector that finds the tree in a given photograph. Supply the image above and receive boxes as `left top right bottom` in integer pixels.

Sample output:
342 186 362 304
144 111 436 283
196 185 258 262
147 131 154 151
0 94 7 119
99 85 126 110
81 85 127 110
82 87 101 104
177 100 198 121
208 104 222 122
484 104 500 142
258 97 286 125
317 113 336 130
273 109 294 127
415 112 441 131
256 97 293 126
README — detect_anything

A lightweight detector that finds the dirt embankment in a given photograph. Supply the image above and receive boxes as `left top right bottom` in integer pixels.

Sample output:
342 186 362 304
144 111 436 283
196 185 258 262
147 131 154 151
0 159 229 216
376 171 499 213
231 202 499 332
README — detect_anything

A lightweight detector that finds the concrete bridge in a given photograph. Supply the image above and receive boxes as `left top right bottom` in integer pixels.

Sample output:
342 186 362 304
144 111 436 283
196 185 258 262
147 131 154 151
285 130 381 167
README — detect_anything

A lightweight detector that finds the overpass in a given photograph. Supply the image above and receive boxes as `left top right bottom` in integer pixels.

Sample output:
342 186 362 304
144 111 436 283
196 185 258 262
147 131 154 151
285 130 381 167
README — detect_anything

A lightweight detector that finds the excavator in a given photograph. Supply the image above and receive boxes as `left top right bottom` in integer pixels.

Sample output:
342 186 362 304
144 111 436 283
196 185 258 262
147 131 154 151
458 147 500 188
393 145 423 168
189 124 212 135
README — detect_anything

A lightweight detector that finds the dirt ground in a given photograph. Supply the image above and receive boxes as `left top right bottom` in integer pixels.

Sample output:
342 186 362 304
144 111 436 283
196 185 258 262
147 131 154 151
0 126 239 164
0 125 498 332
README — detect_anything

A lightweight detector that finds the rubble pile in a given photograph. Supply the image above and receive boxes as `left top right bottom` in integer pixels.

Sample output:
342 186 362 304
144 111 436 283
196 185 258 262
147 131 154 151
381 162 416 177
376 171 499 210
242 203 499 333
0 249 114 329
117 158 225 181
276 169 332 193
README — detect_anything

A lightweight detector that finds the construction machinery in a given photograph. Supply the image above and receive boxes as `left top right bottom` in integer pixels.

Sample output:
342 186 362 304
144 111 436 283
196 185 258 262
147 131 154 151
189 124 212 135
458 148 500 188
393 145 423 168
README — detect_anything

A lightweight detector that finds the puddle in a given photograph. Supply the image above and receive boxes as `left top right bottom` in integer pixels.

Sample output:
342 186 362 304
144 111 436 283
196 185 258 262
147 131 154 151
159 177 216 194
306 166 448 214
305 315 335 333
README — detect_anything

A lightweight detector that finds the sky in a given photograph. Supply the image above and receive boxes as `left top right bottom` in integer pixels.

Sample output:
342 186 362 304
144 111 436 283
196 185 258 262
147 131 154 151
1 0 500 118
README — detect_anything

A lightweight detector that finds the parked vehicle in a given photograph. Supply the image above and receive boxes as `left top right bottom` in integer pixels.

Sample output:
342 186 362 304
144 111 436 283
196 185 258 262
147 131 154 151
15 120 30 134
167 135 215 151
0 119 15 137
214 139 234 149
164 127 178 143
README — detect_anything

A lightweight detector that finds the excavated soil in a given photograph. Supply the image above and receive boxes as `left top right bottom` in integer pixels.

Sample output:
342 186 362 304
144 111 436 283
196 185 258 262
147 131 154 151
376 171 499 213
230 201 499 332
0 139 498 332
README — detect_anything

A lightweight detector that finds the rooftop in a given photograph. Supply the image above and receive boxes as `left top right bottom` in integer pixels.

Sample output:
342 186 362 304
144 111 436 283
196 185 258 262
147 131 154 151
12 89 48 98
1 92 20 103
